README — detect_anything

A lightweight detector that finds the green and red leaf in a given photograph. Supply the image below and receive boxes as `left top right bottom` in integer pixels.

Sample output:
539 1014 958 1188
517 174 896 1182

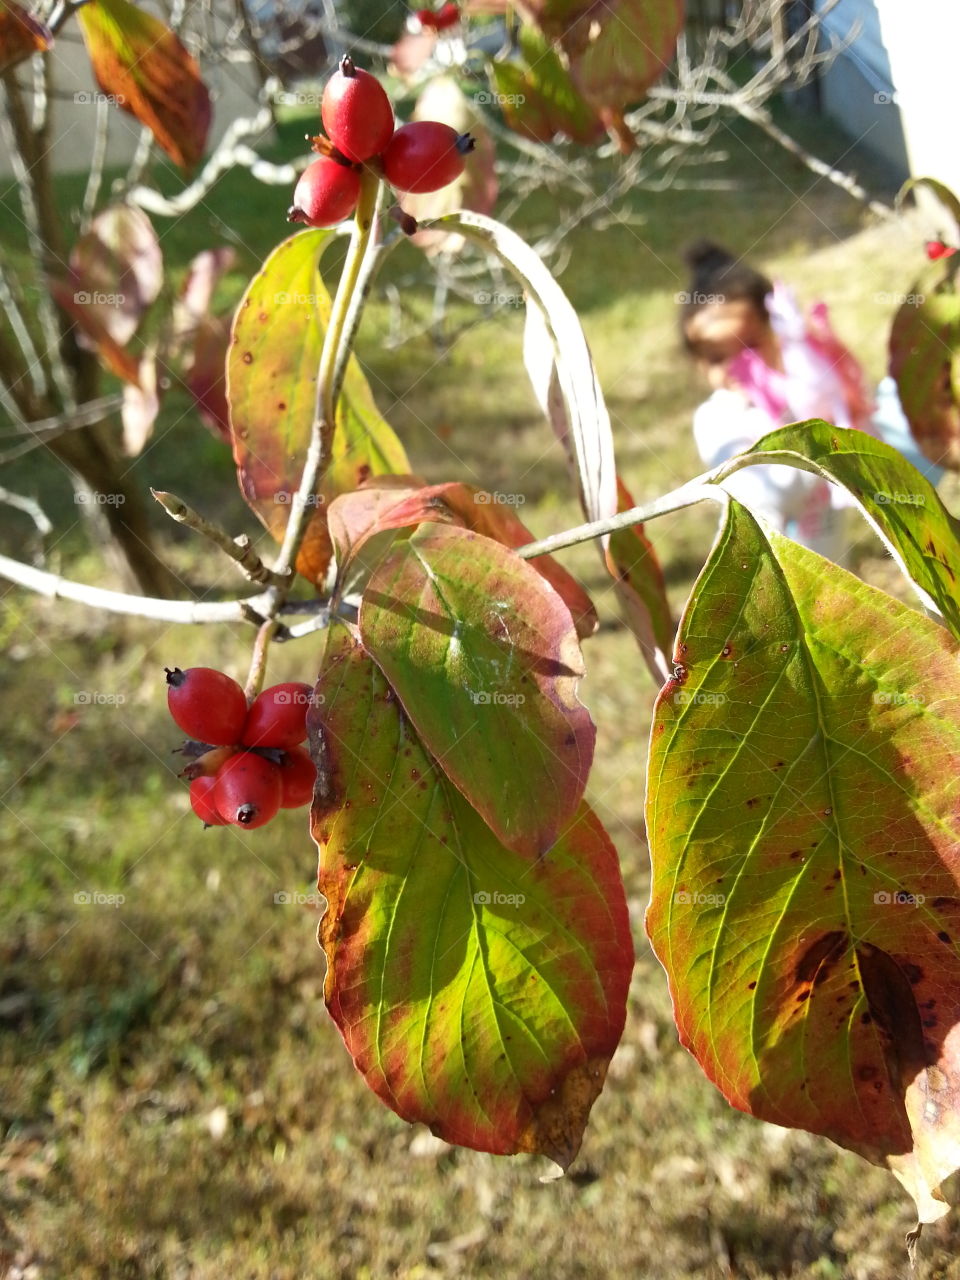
311 624 632 1164
646 497 960 1224
489 27 603 146
77 0 210 169
227 229 410 586
733 419 960 640
561 0 684 112
359 523 595 857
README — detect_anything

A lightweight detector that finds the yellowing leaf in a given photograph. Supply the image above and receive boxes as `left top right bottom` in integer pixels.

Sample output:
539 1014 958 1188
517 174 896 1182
78 0 210 169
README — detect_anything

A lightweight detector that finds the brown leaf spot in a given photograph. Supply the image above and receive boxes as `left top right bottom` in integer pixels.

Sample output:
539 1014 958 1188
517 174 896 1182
795 930 847 985
516 1055 610 1171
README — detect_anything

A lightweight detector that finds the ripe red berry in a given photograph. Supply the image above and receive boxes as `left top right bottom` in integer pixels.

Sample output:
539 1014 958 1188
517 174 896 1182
415 8 438 28
288 157 361 227
382 122 474 194
926 240 958 261
321 56 394 163
190 775 228 826
214 752 282 829
433 2 460 29
165 667 248 746
242 682 314 750
278 746 318 808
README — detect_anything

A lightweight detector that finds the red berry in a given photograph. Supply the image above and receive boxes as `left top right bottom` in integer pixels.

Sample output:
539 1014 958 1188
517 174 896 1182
279 746 318 808
433 2 459 29
925 240 958 261
165 667 248 746
242 682 314 750
415 8 438 27
214 752 282 829
382 122 474 194
288 157 361 228
190 775 228 826
321 56 394 163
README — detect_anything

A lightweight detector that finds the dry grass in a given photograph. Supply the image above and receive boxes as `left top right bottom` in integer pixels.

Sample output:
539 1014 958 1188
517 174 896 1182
3 111 960 1279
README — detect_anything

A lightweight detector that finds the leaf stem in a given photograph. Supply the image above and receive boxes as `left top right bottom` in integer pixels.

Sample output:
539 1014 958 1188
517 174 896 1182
517 479 724 561
238 172 382 696
273 170 382 581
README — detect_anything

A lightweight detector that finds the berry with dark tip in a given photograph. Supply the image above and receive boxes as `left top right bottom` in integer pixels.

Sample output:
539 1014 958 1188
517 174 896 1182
288 157 361 227
213 751 282 828
321 55 395 163
382 122 474 194
165 666 248 746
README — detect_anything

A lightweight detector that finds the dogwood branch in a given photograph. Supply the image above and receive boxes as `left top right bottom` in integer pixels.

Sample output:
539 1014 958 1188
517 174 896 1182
151 488 291 587
0 554 270 622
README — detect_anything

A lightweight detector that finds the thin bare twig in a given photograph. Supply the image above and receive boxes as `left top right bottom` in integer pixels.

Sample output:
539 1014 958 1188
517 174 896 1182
0 553 270 622
125 80 294 217
0 486 53 539
0 72 74 410
151 488 291 587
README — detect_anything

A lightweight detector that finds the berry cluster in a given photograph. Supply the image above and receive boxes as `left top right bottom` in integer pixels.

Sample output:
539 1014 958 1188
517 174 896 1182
166 667 317 830
415 3 459 30
288 55 475 228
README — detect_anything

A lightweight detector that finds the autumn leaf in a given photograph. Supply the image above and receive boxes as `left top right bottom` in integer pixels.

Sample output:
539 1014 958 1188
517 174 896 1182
359 523 595 857
646 496 960 1225
0 0 50 73
311 624 632 1164
227 230 410 586
78 0 211 169
733 419 960 639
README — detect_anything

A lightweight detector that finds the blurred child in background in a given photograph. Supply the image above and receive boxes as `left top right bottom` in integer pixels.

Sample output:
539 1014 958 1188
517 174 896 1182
679 240 942 564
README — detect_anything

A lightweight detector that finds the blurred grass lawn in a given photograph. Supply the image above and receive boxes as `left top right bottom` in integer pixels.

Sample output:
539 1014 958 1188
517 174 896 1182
3 108 960 1279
